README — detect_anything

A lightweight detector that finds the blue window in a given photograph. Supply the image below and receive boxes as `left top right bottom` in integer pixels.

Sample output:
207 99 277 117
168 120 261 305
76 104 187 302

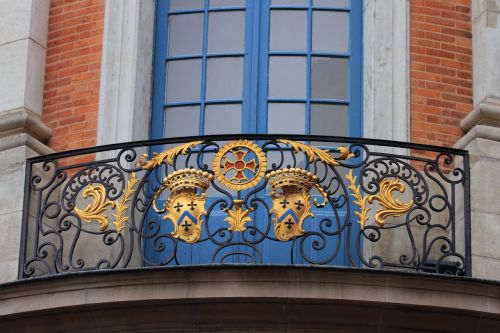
149 0 363 266
151 0 362 139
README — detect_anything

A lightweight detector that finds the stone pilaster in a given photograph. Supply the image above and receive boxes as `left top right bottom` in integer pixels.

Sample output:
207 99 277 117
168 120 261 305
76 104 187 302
455 0 500 280
0 0 52 282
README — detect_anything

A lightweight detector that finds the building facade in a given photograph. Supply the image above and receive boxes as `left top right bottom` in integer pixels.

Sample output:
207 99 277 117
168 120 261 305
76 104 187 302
0 0 500 332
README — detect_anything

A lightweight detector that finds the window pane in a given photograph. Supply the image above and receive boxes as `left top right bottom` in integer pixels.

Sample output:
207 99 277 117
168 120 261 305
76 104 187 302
311 57 348 100
166 59 201 103
208 11 245 53
205 104 242 134
169 0 204 10
272 0 308 5
313 0 349 7
268 103 306 134
269 56 306 98
312 11 349 52
210 0 245 7
168 13 203 56
164 106 200 137
270 10 307 51
310 104 348 136
206 57 243 99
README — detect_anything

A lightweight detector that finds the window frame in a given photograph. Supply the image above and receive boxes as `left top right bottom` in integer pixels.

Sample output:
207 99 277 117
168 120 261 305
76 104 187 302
150 0 363 139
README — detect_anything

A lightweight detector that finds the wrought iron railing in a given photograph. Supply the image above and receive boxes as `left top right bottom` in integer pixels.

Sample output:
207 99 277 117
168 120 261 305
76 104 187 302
19 135 471 278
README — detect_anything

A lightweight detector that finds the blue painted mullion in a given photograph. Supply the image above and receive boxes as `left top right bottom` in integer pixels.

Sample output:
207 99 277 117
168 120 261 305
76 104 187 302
269 51 350 57
167 52 245 62
349 0 362 138
267 98 350 104
150 0 169 139
257 0 270 134
305 0 313 135
269 5 350 12
199 0 210 136
168 6 245 15
165 99 243 108
310 98 350 104
206 52 245 58
242 0 255 133
166 54 203 61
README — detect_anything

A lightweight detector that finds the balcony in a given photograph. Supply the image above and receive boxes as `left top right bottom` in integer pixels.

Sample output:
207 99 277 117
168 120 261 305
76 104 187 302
19 134 471 278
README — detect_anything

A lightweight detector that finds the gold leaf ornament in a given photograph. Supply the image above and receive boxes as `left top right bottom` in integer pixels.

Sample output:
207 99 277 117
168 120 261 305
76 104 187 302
277 139 355 166
138 140 204 169
153 169 214 243
367 178 414 227
212 140 267 191
346 170 414 229
112 173 139 233
224 200 253 232
74 184 116 231
74 173 139 234
346 170 370 230
267 168 317 241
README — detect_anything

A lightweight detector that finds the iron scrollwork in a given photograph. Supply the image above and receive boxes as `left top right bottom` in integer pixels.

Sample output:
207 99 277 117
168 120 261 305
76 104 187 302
20 136 471 278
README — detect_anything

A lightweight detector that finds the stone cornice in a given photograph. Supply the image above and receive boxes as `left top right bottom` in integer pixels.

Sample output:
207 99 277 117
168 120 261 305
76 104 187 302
0 266 499 332
461 97 500 131
0 107 52 154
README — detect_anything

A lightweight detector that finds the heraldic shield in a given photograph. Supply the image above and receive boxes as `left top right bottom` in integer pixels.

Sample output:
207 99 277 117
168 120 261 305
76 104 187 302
267 168 320 242
152 169 213 243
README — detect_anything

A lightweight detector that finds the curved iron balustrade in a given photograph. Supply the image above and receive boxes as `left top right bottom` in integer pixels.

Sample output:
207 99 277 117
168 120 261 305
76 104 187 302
19 135 471 278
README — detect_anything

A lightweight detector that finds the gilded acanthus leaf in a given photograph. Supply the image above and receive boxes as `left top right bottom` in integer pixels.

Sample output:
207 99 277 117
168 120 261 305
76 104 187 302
337 146 356 160
277 139 354 167
74 184 116 230
112 173 139 234
224 200 253 232
367 178 414 227
346 170 370 230
138 140 204 169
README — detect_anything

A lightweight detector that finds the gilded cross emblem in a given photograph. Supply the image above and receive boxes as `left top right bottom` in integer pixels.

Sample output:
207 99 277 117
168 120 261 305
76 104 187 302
213 140 267 191
222 149 258 182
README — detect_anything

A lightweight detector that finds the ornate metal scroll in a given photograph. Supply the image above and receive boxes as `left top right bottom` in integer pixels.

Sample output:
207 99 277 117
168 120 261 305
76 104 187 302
74 173 138 233
20 136 470 278
346 170 414 229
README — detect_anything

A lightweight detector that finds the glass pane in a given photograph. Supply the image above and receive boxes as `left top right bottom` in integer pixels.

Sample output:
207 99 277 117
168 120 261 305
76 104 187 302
206 57 243 99
169 0 204 10
310 104 348 136
313 0 350 7
168 13 203 56
269 57 306 98
210 0 245 7
205 104 242 134
166 59 202 103
272 0 308 5
270 10 307 51
312 11 349 52
164 106 200 137
268 103 306 134
208 11 245 53
311 57 348 100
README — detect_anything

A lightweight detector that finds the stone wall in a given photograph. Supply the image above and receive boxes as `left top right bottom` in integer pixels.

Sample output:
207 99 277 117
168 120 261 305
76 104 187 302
0 0 52 282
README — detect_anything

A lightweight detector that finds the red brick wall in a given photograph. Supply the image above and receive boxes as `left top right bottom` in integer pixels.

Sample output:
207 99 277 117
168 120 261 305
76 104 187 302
410 0 473 149
42 0 105 153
